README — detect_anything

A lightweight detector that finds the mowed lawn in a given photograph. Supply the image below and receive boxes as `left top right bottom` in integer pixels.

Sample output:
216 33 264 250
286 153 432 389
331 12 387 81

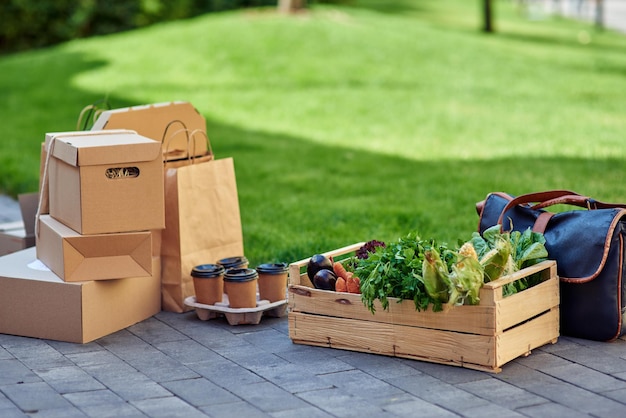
1 0 625 264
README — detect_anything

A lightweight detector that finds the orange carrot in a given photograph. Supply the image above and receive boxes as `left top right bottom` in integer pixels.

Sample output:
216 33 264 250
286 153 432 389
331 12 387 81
333 261 350 280
347 276 361 294
335 277 347 293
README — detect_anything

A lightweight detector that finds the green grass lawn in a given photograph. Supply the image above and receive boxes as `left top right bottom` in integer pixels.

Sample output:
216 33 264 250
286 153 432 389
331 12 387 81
1 0 625 265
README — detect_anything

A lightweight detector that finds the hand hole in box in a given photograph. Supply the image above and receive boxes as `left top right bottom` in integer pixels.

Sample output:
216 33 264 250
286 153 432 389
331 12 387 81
105 167 140 179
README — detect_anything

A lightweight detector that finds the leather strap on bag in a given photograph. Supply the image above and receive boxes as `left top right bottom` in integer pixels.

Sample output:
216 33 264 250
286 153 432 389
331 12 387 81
494 190 626 234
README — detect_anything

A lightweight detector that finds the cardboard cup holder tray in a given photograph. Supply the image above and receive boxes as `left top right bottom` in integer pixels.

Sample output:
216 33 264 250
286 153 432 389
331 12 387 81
184 293 287 325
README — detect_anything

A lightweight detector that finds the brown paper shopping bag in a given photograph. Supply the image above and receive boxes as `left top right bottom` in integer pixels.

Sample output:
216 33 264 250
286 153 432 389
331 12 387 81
160 140 244 312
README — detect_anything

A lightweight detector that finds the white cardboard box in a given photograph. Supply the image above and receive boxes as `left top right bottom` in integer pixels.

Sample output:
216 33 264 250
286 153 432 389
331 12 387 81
0 247 161 343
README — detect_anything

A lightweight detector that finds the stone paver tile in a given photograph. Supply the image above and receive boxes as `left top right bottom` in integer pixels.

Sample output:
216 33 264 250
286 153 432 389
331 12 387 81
239 329 296 354
0 407 29 418
228 381 310 413
63 389 125 407
317 369 405 399
200 400 271 418
34 366 105 394
495 362 565 388
154 339 224 365
161 377 240 407
276 351 355 375
541 362 626 392
211 344 286 370
457 377 550 410
85 372 171 402
126 354 200 383
0 391 29 417
460 403 527 417
189 360 265 390
537 336 586 353
549 346 626 374
335 351 424 380
270 406 335 418
20 405 88 417
0 381 72 412
512 351 573 370
296 387 391 417
251 362 335 393
601 387 626 405
523 380 626 417
65 349 125 368
80 402 146 418
376 394 458 417
0 347 14 360
387 374 491 414
517 401 597 418
0 358 41 385
46 340 103 356
128 317 189 345
131 396 208 418
404 358 491 384
2 341 72 370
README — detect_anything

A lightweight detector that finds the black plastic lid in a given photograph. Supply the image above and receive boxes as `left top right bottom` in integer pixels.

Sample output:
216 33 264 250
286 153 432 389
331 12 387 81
224 268 258 283
217 256 248 269
256 262 289 274
191 264 225 279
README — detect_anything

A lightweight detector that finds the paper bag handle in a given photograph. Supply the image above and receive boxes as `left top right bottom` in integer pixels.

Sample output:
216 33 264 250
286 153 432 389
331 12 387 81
161 119 191 161
188 129 214 164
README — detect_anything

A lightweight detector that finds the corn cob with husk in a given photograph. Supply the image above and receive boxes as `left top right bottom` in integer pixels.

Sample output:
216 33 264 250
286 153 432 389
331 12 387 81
479 234 513 282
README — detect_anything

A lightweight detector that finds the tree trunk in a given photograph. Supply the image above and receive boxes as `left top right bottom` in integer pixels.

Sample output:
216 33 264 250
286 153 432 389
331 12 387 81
278 0 307 14
483 0 494 33
595 0 604 30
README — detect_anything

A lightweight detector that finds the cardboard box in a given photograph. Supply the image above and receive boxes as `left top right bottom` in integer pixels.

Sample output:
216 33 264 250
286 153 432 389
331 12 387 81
0 247 161 343
288 243 559 373
36 215 152 282
0 226 35 256
0 193 38 256
45 130 165 235
91 101 209 161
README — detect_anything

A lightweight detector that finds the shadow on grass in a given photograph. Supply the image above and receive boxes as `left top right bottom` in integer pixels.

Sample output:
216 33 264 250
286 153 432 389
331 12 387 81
1 47 623 265
204 115 625 264
342 0 432 15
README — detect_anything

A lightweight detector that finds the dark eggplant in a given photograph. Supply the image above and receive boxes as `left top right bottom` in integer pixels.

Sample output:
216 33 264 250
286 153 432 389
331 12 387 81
307 254 333 281
313 269 337 291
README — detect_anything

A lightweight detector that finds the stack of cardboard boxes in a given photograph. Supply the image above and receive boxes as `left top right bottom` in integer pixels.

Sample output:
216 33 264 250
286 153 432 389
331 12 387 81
0 129 165 343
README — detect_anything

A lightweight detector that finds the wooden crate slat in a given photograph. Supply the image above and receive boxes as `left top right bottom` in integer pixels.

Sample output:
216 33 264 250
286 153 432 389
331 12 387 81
289 284 497 335
289 311 505 372
495 306 560 366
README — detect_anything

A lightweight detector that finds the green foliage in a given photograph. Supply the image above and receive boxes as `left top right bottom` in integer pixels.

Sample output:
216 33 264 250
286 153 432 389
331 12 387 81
0 0 277 53
357 232 454 313
0 0 625 267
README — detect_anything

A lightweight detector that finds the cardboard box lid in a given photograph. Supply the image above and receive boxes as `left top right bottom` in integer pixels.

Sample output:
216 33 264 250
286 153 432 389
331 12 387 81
37 215 152 282
45 130 162 167
90 101 208 160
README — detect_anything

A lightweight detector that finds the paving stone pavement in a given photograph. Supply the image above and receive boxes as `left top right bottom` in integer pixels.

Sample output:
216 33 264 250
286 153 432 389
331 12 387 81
2 196 626 417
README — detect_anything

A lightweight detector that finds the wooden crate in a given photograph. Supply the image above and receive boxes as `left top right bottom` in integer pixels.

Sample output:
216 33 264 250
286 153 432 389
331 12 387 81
288 243 559 373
